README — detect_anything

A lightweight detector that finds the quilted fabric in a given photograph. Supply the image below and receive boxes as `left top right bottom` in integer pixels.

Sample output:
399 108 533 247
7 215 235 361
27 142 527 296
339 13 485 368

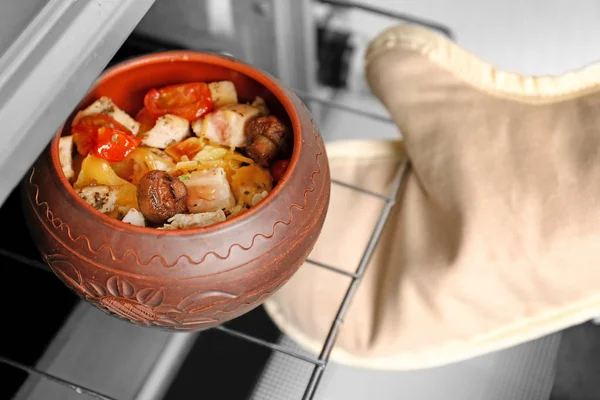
264 24 600 370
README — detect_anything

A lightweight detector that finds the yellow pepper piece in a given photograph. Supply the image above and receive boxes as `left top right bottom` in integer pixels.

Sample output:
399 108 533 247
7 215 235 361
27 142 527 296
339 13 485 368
74 154 138 210
230 164 273 206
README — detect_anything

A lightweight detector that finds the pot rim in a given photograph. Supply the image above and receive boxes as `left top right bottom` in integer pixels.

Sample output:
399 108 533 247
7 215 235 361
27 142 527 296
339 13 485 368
49 50 303 236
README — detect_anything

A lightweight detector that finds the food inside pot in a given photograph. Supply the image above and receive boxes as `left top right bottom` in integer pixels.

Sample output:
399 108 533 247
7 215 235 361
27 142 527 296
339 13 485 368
59 81 292 229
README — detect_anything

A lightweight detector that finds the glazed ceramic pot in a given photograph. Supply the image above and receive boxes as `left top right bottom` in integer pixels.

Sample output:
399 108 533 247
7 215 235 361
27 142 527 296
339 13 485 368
21 51 330 331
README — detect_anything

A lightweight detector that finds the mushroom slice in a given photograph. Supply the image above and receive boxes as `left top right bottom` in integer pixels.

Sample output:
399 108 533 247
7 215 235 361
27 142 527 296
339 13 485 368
137 170 188 225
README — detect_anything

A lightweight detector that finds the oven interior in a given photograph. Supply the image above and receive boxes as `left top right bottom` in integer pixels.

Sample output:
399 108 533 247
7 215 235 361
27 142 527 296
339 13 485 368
2 1 600 400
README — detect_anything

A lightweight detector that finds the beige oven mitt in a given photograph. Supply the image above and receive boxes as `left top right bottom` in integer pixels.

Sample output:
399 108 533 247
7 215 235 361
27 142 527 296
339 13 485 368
264 24 600 370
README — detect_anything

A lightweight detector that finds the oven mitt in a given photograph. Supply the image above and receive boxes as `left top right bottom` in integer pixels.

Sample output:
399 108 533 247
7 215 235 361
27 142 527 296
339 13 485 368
263 24 600 370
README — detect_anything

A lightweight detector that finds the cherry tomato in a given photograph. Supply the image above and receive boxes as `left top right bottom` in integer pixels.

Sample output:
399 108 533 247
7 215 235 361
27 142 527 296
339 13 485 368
71 124 96 156
144 82 213 121
135 107 157 135
271 159 290 182
92 127 140 162
71 115 131 156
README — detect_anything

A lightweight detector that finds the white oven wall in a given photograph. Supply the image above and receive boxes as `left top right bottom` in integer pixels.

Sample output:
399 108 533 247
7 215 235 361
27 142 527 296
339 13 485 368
134 0 317 94
318 0 600 142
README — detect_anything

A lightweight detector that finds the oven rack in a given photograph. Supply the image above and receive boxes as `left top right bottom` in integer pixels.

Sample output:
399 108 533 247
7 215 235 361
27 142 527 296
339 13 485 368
0 1 453 398
0 90 405 400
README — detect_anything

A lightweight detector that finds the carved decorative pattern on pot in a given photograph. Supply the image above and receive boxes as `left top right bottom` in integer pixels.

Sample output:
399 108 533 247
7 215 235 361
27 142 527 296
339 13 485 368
45 254 241 328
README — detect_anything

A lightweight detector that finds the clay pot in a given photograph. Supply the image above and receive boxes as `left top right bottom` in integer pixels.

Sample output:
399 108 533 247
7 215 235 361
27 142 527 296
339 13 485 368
21 51 330 331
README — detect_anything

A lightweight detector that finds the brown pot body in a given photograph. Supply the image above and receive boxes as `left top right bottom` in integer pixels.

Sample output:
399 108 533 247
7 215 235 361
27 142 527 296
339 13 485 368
21 51 330 331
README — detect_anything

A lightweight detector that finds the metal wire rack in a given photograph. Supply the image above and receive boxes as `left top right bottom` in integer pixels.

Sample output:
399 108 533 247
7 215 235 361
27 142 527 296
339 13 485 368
0 1 447 398
0 90 406 400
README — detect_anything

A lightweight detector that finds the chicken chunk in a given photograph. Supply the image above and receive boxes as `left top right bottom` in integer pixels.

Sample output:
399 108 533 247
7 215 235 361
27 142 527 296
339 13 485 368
181 168 235 213
121 208 146 227
192 104 261 148
208 81 238 107
59 136 75 180
160 210 226 230
141 114 190 149
251 96 270 116
76 185 118 213
72 96 140 135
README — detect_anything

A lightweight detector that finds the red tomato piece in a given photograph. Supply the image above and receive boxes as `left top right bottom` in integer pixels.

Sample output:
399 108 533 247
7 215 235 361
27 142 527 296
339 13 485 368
71 124 97 156
92 127 140 162
135 107 157 135
71 114 132 156
144 82 213 121
271 159 290 182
